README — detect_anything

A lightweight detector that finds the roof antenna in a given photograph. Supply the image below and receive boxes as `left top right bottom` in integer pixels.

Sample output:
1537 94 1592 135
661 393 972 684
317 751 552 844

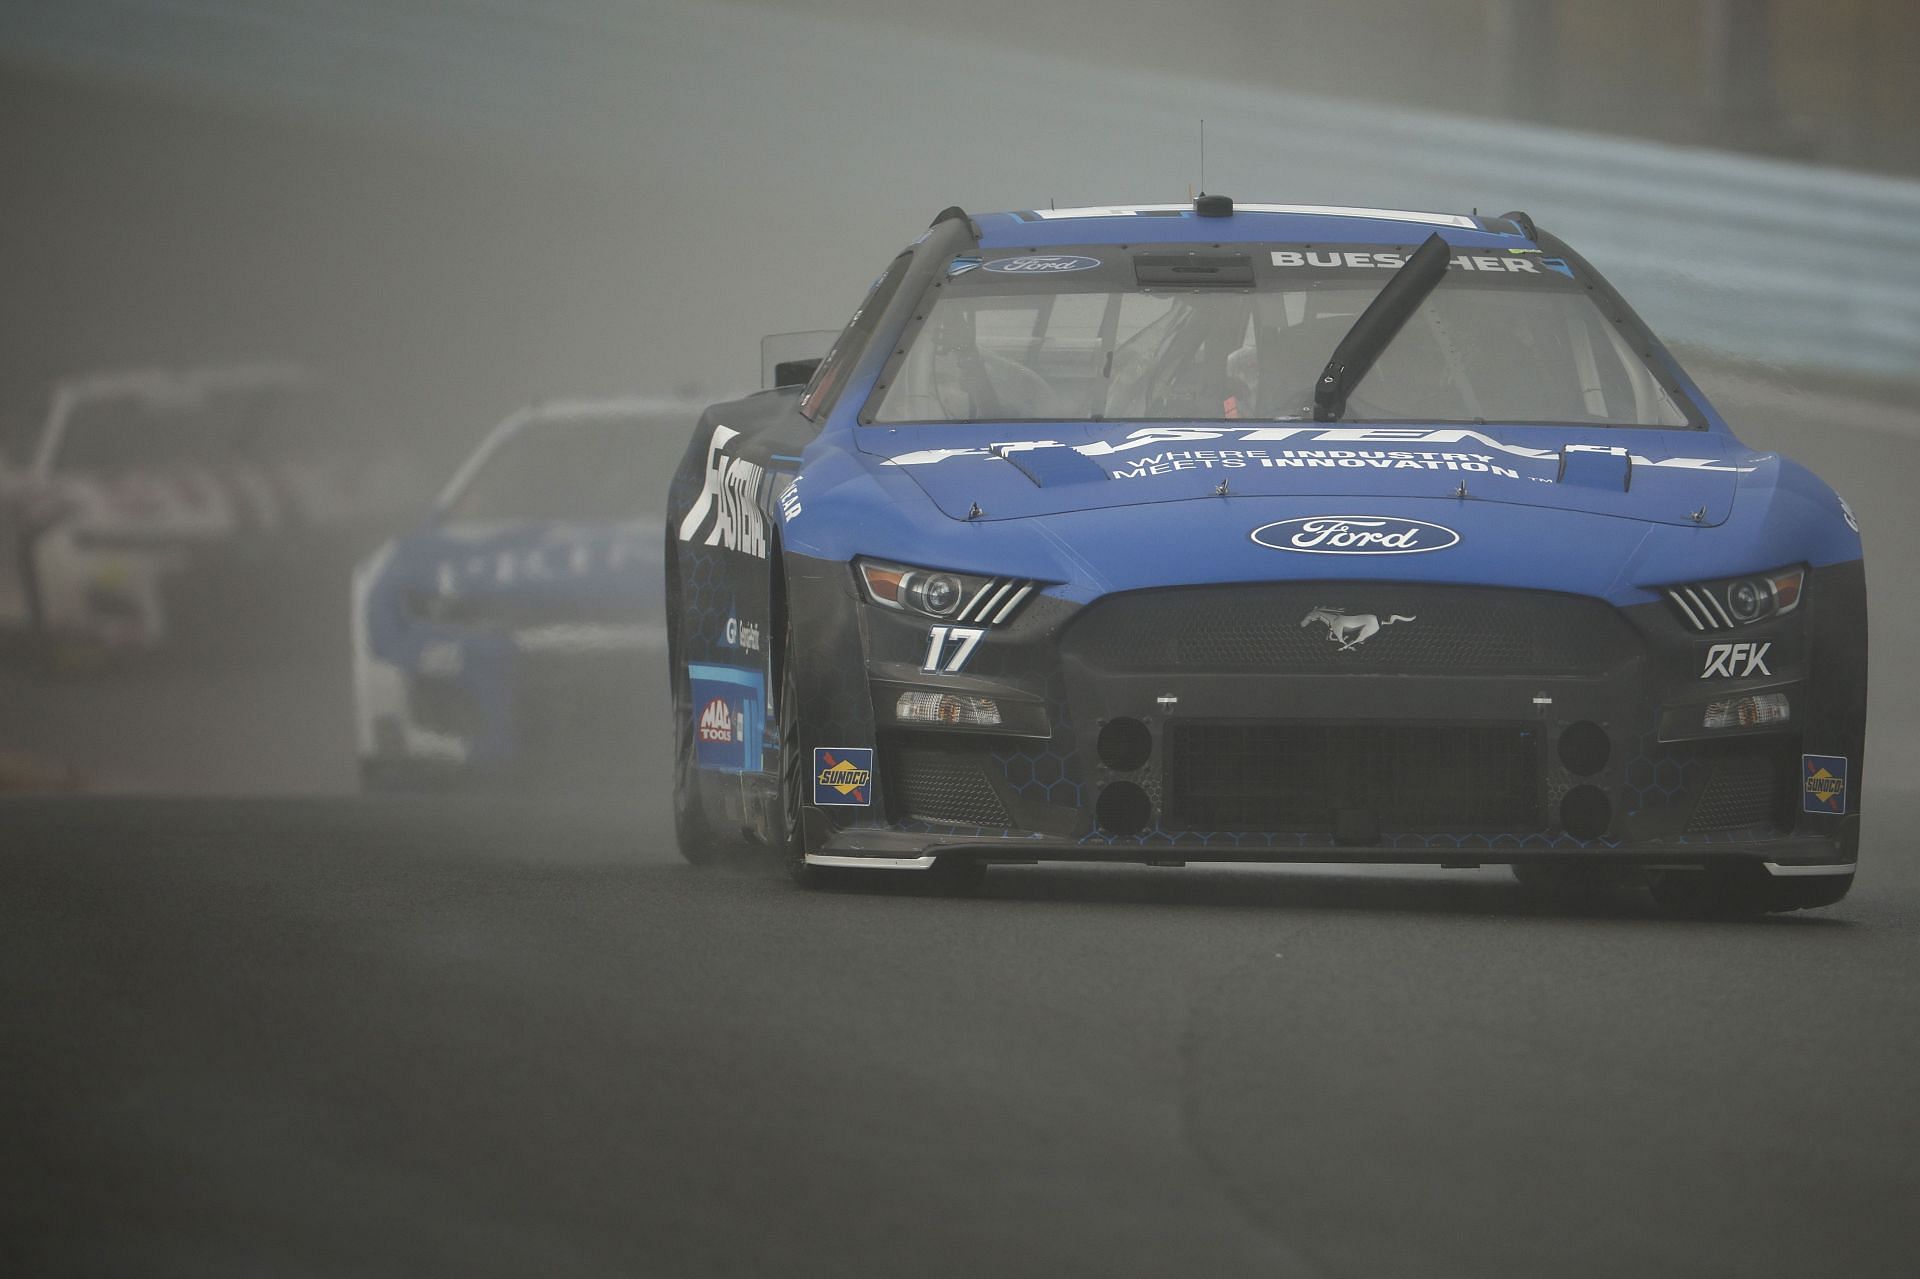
1199 118 1206 195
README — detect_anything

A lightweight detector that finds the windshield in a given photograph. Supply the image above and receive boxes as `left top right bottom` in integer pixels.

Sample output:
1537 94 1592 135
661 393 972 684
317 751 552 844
444 416 655 523
51 387 330 472
871 246 1692 427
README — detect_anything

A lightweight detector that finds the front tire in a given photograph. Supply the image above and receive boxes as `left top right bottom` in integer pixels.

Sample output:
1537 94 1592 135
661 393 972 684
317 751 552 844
777 605 831 887
669 649 745 866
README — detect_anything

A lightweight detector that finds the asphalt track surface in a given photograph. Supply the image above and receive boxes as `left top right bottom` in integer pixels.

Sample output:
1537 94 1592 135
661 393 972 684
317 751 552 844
6 374 1920 1278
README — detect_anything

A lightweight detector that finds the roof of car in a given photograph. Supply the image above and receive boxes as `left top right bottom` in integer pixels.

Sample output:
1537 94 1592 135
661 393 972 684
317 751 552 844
52 361 316 403
973 203 1535 250
513 395 706 428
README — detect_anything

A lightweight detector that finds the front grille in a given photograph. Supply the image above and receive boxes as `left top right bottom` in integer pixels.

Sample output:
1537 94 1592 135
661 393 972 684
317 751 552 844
1687 743 1794 833
886 739 1012 828
1164 721 1544 833
1067 584 1635 675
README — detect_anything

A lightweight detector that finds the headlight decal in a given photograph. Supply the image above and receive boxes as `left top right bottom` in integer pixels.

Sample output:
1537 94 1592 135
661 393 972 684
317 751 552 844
856 558 1036 625
1666 566 1804 632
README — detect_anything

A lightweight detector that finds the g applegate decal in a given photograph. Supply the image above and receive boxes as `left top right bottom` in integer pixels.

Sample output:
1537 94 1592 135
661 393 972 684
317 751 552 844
1252 516 1460 555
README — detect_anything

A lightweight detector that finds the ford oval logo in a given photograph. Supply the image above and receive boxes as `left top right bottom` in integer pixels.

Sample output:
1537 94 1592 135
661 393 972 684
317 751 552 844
981 255 1102 274
1250 515 1461 555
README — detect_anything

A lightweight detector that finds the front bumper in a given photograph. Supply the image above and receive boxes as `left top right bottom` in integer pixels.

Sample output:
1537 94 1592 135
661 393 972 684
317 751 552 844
789 556 1867 871
356 632 662 787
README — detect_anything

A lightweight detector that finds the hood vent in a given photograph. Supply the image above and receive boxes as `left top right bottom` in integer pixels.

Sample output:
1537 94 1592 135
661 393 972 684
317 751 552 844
991 443 1111 488
1556 445 1632 492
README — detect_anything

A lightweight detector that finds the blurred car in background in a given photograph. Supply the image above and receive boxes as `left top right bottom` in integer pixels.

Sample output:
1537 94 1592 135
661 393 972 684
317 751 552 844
352 396 696 792
0 362 396 659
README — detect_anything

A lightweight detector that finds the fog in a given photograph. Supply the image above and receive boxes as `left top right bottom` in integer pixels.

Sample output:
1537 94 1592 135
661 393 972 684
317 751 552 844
7 6 1920 1275
4 0 1918 793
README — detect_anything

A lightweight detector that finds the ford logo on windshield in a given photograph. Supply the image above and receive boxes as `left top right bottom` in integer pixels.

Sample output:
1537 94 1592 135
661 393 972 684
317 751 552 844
982 255 1102 274
1251 515 1461 555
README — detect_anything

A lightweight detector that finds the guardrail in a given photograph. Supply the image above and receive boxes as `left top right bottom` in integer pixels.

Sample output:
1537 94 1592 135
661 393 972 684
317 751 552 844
5 0 1918 379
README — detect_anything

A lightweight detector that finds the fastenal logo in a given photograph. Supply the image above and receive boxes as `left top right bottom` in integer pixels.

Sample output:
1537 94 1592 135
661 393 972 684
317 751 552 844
982 255 1102 274
1251 515 1461 555
813 747 874 807
1301 607 1415 651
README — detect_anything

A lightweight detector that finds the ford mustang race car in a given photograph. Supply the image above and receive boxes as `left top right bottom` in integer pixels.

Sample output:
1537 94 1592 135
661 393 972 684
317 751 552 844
354 397 692 790
665 199 1866 913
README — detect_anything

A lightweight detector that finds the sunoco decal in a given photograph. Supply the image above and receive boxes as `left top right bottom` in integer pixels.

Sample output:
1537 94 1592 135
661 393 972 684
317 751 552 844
1802 755 1848 815
1252 516 1460 555
814 747 873 806
982 255 1101 275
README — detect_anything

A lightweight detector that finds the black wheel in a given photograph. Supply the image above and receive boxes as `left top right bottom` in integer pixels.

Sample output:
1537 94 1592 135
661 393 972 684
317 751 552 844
927 856 989 895
669 646 746 866
774 603 977 893
778 604 833 887
1648 864 1854 917
666 542 743 867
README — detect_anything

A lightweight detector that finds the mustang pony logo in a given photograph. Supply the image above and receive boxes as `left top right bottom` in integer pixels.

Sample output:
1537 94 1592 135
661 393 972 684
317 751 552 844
1301 607 1416 651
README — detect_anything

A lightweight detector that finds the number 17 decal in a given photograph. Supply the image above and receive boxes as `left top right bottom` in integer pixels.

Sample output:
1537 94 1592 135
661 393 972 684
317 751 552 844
923 626 985 674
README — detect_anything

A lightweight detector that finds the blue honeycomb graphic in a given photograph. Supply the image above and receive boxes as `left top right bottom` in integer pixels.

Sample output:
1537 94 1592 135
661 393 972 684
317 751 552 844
1620 711 1709 816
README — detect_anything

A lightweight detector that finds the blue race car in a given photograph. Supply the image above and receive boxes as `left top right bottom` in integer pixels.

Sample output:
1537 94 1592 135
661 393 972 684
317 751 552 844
354 397 692 791
665 199 1866 913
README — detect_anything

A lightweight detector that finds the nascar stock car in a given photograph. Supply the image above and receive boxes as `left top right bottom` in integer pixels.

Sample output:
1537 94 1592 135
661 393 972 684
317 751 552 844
665 198 1866 912
353 397 695 790
0 363 389 658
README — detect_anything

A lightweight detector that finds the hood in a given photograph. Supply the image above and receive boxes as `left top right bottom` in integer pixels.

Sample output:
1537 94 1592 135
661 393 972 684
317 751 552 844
37 460 395 542
386 519 664 603
860 422 1751 528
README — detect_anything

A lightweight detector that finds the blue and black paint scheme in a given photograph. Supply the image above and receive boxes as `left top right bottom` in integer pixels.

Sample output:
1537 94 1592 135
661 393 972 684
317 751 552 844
664 202 1866 907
